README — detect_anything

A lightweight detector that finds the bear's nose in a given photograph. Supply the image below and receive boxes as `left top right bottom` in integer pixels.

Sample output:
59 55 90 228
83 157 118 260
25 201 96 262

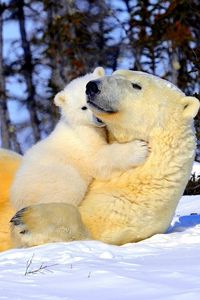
86 80 101 98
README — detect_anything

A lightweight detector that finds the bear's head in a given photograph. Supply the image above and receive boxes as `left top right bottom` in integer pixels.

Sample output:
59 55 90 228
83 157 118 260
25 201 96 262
86 70 199 142
54 67 105 127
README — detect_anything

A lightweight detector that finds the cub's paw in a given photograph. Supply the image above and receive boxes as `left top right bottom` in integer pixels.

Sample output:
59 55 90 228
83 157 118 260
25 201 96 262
128 140 149 166
10 203 90 248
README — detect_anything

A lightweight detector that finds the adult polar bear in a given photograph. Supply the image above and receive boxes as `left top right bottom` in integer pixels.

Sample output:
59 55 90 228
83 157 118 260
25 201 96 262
6 70 200 248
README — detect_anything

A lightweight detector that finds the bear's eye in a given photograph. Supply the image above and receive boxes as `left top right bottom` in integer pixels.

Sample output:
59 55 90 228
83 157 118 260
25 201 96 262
81 106 88 110
131 83 142 90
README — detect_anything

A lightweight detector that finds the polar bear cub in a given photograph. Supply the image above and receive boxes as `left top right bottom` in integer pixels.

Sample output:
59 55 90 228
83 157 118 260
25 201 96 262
10 67 148 211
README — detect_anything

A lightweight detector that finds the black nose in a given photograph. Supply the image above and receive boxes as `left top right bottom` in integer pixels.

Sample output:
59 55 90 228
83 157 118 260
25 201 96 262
86 80 100 98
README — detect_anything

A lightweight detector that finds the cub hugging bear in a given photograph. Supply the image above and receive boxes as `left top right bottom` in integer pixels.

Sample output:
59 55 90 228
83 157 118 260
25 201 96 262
11 67 147 210
1 68 199 249
9 67 148 247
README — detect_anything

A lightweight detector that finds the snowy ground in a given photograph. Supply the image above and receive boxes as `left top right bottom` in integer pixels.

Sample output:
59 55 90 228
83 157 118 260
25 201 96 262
191 161 200 176
0 164 200 299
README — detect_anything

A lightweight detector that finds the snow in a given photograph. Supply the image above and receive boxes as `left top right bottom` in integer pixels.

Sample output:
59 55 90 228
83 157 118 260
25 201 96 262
191 161 200 176
1 162 200 299
0 195 200 300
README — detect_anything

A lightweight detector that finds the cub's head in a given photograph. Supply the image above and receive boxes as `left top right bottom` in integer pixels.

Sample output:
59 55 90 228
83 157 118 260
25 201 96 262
54 67 105 127
86 70 199 142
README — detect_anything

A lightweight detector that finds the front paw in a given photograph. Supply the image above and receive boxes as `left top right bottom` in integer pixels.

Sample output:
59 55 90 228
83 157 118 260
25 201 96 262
10 203 90 248
129 140 149 166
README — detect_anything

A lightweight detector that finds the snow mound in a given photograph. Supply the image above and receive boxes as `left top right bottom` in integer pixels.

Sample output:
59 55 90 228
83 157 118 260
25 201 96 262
1 195 200 300
192 161 200 176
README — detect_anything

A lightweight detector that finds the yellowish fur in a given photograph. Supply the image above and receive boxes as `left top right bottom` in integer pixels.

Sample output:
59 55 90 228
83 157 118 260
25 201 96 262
79 70 199 244
80 120 196 244
0 149 22 251
11 203 90 248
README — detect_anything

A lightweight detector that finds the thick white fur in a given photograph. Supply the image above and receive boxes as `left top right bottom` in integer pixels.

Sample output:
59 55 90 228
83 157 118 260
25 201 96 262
10 68 148 211
79 70 200 245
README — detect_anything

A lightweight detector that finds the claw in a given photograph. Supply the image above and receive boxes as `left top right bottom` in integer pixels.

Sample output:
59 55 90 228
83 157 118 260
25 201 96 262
10 207 28 226
10 203 91 248
19 229 28 235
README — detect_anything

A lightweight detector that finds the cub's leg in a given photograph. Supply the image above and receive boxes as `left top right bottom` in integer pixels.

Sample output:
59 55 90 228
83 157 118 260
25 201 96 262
10 203 90 248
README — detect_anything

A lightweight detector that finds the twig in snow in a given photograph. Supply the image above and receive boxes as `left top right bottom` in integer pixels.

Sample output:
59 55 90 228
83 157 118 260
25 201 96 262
88 271 91 278
24 254 58 276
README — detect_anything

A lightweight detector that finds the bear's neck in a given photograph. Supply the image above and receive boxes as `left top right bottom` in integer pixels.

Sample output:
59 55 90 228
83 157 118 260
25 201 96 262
122 117 195 214
109 115 195 210
147 119 195 182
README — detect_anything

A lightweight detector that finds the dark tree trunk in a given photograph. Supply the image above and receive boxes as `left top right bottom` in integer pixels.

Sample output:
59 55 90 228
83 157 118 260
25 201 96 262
0 4 11 149
16 0 41 143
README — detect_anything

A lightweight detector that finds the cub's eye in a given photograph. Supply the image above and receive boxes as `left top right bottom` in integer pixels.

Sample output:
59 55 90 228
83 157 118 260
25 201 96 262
131 83 142 90
81 106 88 110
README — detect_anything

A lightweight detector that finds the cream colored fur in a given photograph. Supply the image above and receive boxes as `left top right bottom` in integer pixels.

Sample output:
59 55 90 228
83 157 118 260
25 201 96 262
10 70 199 248
79 70 199 244
11 203 90 248
10 68 148 211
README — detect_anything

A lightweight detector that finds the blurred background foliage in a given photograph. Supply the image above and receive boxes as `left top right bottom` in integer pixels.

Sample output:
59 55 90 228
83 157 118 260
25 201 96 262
0 0 200 192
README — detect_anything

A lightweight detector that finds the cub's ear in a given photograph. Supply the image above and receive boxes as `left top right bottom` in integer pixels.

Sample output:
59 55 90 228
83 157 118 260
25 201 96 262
181 96 200 120
93 67 105 77
54 91 66 107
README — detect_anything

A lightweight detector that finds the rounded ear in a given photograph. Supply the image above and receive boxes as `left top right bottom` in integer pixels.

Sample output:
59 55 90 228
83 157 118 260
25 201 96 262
93 67 105 77
181 96 200 120
54 91 66 107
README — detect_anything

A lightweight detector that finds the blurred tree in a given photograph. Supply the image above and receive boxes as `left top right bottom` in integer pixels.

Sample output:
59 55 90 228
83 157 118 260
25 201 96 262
16 0 41 142
0 3 10 149
0 2 20 152
43 0 116 89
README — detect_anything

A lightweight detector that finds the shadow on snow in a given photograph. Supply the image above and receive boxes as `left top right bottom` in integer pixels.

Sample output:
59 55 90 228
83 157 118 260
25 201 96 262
167 214 200 233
